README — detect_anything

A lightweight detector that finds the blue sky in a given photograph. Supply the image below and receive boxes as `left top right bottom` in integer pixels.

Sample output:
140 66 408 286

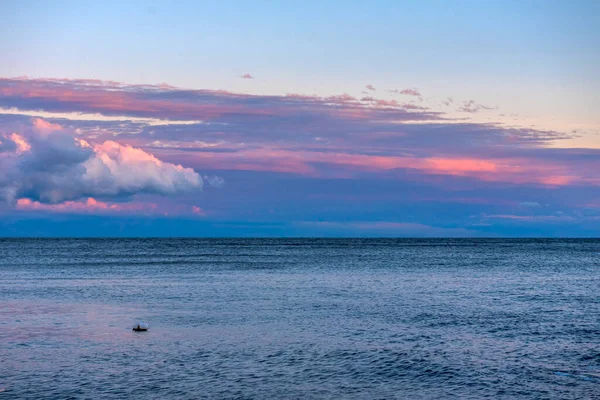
1 1 599 236
4 1 598 89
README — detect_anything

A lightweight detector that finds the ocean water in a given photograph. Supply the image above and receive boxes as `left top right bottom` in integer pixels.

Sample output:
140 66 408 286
0 238 599 399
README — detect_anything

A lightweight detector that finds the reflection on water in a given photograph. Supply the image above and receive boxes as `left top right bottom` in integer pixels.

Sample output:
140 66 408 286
0 239 599 398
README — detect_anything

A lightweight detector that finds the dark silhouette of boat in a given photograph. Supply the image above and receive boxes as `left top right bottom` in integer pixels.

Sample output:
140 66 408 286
132 322 148 332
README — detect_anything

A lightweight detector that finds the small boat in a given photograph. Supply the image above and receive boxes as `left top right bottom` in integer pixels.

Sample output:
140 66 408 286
132 322 149 332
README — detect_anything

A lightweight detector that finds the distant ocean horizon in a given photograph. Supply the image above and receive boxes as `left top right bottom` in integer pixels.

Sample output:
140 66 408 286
2 236 600 239
1 238 599 398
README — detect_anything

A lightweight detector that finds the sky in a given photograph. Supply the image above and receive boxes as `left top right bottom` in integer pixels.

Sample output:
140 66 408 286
1 0 599 237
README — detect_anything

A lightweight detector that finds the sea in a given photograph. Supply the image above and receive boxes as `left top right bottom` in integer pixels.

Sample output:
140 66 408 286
0 238 598 399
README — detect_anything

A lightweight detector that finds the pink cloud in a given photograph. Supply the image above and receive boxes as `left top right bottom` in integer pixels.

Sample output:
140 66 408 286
176 148 316 175
0 78 439 126
285 93 319 100
32 117 62 133
426 158 497 174
15 197 213 216
324 93 358 104
15 197 158 213
374 99 399 107
1 78 592 194
9 133 31 152
538 175 574 186
0 80 270 121
175 146 589 187
389 88 422 97
239 73 254 79
192 206 205 215
359 97 427 110
365 85 376 91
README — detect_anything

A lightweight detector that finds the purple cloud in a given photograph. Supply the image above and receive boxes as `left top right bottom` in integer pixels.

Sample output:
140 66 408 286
401 88 421 96
0 78 437 123
2 76 597 223
389 88 422 97
239 73 254 79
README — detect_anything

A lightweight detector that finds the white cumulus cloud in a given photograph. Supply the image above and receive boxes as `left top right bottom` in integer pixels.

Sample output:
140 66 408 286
0 119 207 204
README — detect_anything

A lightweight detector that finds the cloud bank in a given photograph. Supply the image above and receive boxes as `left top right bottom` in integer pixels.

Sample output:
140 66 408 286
0 77 598 236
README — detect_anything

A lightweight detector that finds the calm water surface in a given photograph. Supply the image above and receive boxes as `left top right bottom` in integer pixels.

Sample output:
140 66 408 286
0 239 599 399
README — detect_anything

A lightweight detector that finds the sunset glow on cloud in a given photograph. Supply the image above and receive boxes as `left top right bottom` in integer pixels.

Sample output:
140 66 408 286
1 74 598 236
1 1 598 236
15 197 157 213
0 116 204 206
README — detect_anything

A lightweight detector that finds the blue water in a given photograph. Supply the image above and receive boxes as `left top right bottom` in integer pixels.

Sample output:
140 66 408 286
0 239 599 399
